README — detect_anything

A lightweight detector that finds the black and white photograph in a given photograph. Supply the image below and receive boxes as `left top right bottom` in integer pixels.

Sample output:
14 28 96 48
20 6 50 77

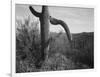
15 4 94 73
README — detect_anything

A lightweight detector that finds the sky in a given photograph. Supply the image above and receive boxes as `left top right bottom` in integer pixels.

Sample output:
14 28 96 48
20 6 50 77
15 4 94 33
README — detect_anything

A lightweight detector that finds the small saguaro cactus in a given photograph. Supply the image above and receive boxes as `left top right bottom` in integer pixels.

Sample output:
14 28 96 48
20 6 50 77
29 6 50 67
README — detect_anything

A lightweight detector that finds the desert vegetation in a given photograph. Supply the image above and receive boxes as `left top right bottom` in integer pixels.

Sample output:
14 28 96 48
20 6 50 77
16 16 94 73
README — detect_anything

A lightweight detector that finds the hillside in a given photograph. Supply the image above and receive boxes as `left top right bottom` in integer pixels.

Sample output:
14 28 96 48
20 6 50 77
49 32 94 68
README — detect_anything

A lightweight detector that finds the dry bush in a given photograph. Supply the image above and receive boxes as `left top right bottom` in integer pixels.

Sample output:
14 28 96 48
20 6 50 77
16 16 41 73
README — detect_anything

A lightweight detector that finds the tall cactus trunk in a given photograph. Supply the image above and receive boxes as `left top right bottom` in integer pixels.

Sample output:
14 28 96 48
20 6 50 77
29 6 49 68
40 6 49 61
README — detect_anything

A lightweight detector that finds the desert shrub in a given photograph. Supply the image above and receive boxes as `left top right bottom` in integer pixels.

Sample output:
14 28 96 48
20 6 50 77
40 53 76 71
16 16 41 73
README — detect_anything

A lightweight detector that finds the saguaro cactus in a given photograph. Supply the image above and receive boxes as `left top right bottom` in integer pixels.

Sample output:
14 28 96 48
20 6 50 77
29 5 72 68
29 6 49 67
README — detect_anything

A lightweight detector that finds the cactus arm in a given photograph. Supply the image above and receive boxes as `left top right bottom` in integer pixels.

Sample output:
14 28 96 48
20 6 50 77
49 16 60 25
59 20 72 42
29 6 41 17
50 16 72 43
